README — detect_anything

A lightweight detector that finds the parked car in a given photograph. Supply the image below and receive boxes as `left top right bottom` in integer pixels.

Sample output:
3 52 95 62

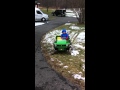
35 7 49 21
52 9 66 17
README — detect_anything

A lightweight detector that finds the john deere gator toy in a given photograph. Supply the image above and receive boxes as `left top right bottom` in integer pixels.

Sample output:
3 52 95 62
52 36 72 54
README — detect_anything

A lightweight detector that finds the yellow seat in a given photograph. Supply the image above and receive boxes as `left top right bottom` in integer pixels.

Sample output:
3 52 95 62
57 37 62 40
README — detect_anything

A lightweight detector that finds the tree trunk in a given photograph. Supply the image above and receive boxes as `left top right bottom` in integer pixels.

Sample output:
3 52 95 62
47 0 48 12
82 8 85 24
79 8 85 24
47 7 48 12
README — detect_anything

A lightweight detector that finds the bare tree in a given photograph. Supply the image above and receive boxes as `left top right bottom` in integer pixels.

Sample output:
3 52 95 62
70 0 85 24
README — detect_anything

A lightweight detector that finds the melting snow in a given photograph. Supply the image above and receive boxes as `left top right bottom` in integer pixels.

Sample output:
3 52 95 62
66 13 76 16
51 58 54 61
77 32 85 38
69 26 85 30
73 74 81 79
73 44 85 49
35 22 45 26
65 23 72 25
81 59 85 62
71 50 79 56
71 33 78 41
69 31 76 39
66 9 74 13
68 71 71 73
59 63 63 66
66 12 79 18
58 60 61 63
82 64 85 71
43 30 61 43
73 74 85 81
81 27 85 30
78 72 82 74
69 26 80 30
65 9 79 18
63 66 68 69
76 32 85 43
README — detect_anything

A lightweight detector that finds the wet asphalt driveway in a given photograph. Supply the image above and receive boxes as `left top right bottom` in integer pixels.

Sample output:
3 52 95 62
35 17 81 90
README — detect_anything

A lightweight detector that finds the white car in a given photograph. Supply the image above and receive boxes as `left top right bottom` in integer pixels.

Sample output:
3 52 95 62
35 7 49 21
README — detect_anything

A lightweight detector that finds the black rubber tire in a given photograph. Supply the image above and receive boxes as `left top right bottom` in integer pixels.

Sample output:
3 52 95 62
41 17 46 22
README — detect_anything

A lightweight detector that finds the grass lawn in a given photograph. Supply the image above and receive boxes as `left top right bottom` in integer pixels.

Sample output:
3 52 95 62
41 23 85 90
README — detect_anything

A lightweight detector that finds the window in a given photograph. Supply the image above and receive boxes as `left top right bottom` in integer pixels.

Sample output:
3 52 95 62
36 10 42 14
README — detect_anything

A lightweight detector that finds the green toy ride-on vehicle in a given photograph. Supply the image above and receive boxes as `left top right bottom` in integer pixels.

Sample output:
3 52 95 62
52 36 73 54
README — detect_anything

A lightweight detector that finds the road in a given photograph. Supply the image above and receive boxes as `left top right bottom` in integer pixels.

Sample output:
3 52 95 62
35 17 81 90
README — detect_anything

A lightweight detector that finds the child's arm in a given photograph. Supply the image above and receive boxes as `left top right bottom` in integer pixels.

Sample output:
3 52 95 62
61 34 64 39
61 34 63 37
66 34 69 40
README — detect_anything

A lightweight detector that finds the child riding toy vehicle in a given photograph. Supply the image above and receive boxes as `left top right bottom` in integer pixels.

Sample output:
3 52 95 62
52 36 72 54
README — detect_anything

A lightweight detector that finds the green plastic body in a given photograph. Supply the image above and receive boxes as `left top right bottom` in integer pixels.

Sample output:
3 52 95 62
54 36 71 51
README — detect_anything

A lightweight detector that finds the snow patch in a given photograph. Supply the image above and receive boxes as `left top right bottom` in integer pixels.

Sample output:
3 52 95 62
69 26 80 30
65 9 79 18
68 71 71 73
63 66 68 69
73 74 85 81
59 63 63 66
73 74 81 79
51 58 54 61
69 31 76 39
82 64 85 71
81 59 85 62
66 9 74 13
71 50 79 56
81 27 85 30
73 44 85 49
58 60 61 63
78 72 82 74
65 23 72 25
76 32 85 43
35 22 45 26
